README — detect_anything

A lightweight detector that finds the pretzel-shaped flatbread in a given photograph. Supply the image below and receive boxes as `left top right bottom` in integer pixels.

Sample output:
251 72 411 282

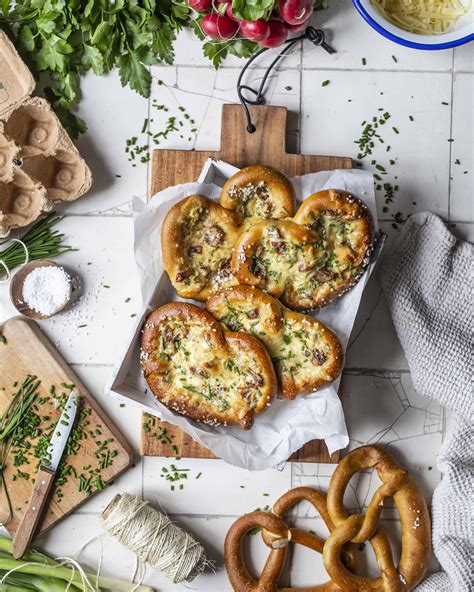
324 446 431 591
221 165 295 222
206 285 343 399
225 487 357 591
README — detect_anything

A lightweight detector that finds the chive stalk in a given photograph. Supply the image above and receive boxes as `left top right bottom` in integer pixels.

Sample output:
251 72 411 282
0 214 76 280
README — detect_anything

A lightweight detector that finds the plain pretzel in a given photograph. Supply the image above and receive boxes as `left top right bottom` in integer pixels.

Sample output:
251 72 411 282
225 487 357 592
225 447 431 592
323 446 431 591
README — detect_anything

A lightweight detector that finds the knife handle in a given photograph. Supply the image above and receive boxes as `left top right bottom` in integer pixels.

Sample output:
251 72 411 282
12 466 56 559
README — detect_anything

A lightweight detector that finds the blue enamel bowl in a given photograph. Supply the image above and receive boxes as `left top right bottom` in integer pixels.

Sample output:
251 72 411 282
353 0 474 50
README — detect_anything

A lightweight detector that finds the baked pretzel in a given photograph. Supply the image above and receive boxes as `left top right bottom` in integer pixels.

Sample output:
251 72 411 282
324 446 431 591
141 302 277 429
225 487 357 591
221 165 295 222
225 447 431 592
161 195 242 301
232 219 327 310
206 285 343 399
292 189 375 307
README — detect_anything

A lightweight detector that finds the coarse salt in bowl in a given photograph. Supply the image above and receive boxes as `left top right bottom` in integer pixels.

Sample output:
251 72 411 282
22 265 71 317
353 0 474 50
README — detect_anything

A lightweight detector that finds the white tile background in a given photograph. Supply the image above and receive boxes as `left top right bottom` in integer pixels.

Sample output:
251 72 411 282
0 7 472 590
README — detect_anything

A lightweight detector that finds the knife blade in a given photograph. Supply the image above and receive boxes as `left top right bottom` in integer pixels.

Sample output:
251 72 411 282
12 390 79 559
42 391 79 471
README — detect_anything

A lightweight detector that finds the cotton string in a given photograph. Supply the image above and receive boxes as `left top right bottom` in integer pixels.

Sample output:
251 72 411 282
0 238 29 283
102 493 208 584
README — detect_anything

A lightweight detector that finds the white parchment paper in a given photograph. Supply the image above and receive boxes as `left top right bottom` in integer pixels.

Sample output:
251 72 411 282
126 161 380 470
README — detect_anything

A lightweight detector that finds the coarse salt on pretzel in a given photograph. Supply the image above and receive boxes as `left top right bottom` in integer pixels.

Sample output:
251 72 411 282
324 445 431 591
225 487 357 592
221 165 295 222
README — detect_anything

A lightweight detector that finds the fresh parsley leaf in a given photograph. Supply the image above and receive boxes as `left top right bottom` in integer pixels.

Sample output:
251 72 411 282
81 44 104 76
117 52 152 98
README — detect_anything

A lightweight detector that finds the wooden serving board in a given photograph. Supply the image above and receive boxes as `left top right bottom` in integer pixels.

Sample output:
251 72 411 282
142 103 351 464
0 317 133 537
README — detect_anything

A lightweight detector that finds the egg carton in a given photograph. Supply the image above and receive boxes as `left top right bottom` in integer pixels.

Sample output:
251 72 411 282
0 31 92 237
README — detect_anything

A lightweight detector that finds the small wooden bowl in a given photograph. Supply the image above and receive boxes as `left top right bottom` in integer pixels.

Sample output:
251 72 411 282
10 260 72 320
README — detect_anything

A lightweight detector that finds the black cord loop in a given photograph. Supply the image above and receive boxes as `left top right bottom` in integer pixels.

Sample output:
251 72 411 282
237 26 336 133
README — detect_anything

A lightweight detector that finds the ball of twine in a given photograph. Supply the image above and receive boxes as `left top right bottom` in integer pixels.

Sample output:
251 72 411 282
101 493 208 584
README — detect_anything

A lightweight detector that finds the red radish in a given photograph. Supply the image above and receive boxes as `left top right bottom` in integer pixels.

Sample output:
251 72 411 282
240 19 271 42
226 3 241 21
259 20 288 47
188 0 212 10
201 13 239 39
286 17 311 32
278 0 313 25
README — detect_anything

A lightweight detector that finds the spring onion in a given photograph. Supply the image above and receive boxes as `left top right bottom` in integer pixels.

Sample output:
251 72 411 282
0 536 154 592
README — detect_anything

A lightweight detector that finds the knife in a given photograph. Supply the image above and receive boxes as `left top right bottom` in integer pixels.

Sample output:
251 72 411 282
12 390 79 559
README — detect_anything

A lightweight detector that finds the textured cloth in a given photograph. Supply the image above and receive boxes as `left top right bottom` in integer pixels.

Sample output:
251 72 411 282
379 212 474 591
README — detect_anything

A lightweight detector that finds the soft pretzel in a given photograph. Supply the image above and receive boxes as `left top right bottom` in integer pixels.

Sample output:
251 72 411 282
225 487 357 592
225 446 431 592
206 285 343 399
324 445 431 591
161 195 242 301
232 190 374 310
221 165 295 222
292 189 375 307
231 219 327 310
140 302 277 429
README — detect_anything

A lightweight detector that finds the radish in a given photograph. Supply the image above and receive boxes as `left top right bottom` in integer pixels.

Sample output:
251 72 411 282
240 19 271 42
226 3 241 21
188 0 212 10
201 13 239 39
278 0 313 26
259 20 288 47
286 17 311 32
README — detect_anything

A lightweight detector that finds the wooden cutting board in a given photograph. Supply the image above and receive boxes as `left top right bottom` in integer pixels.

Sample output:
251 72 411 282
142 103 351 464
0 317 133 536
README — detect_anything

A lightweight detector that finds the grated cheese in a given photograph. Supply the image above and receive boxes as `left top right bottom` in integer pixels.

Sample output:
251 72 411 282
370 0 473 34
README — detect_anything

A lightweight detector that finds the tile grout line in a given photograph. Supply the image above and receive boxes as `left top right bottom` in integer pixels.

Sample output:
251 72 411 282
447 52 456 223
153 63 457 74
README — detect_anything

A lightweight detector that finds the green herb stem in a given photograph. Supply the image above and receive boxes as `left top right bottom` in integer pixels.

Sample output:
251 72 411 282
0 214 76 280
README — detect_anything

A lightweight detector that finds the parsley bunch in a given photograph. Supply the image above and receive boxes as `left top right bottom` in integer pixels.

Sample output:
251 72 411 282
0 0 190 138
0 1 328 139
0 0 261 137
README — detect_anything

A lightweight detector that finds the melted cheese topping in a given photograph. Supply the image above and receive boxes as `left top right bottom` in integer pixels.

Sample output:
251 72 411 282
226 181 275 218
148 317 266 421
211 296 341 393
176 203 238 293
250 224 327 294
292 209 371 307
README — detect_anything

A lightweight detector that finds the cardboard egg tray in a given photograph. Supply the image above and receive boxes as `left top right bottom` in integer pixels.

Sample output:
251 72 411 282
0 31 92 236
